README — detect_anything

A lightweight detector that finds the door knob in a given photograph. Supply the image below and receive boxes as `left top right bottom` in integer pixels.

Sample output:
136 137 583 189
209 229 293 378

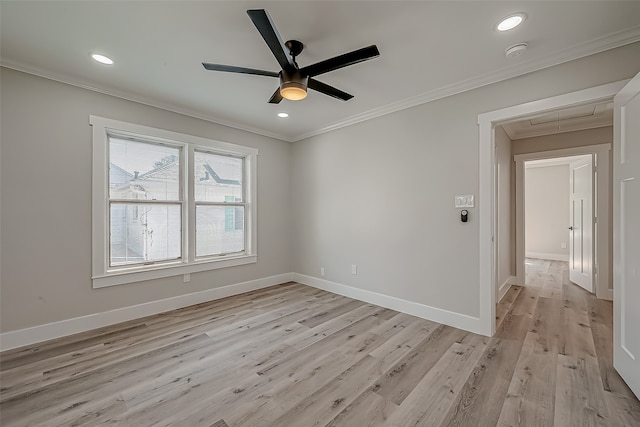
568 226 574 230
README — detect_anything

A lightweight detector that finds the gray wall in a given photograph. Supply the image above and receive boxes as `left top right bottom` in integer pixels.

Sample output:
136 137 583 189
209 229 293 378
1 42 638 333
0 68 292 332
291 43 639 318
513 126 613 155
495 126 514 288
525 165 571 259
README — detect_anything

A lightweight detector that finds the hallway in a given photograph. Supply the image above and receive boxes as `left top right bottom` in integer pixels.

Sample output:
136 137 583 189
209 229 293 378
496 258 639 425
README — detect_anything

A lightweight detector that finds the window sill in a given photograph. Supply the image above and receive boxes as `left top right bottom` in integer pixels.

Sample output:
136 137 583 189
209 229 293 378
92 255 257 288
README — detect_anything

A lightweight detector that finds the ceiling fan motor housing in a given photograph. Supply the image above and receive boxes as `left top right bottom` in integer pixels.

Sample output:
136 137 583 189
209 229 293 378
280 70 309 100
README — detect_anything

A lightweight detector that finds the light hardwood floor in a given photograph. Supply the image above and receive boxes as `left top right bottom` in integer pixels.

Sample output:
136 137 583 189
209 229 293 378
1 259 639 426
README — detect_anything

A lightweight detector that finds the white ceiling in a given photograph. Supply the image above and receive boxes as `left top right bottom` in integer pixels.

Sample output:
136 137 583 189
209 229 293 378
502 101 613 140
2 1 639 142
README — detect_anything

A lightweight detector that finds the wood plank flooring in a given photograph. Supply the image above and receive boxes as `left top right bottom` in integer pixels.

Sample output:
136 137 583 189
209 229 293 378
1 259 638 426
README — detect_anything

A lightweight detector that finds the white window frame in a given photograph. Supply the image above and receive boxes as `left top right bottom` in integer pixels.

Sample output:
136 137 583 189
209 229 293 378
193 149 246 259
91 116 258 288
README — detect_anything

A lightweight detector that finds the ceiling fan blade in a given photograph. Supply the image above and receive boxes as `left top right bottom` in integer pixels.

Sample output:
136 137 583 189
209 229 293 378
202 63 279 77
308 79 353 101
247 9 295 72
300 45 380 78
268 88 283 104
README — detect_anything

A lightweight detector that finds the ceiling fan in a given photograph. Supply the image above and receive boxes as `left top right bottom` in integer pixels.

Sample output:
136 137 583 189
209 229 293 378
202 9 380 103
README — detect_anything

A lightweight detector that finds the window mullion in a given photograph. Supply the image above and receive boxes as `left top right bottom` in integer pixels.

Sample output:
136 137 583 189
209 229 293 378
187 144 195 264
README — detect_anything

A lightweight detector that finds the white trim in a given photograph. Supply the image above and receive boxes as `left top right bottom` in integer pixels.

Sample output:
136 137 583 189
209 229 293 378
292 273 487 336
613 73 640 398
478 81 626 337
602 288 613 302
0 60 290 142
0 271 491 351
275 27 640 142
525 155 592 169
89 115 259 156
514 144 611 299
525 252 570 262
514 145 610 162
498 276 516 302
4 25 639 143
478 118 495 337
0 273 294 352
92 255 258 288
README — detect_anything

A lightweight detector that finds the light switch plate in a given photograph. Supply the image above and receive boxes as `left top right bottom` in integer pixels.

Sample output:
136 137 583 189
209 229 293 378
455 195 474 208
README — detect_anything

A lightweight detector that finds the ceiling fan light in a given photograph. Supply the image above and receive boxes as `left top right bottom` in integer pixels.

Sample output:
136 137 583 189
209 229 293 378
280 84 307 101
280 70 308 101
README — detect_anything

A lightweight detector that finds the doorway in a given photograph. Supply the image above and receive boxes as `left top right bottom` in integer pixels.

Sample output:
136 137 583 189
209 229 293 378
476 79 626 336
479 74 640 399
521 154 597 293
513 145 611 300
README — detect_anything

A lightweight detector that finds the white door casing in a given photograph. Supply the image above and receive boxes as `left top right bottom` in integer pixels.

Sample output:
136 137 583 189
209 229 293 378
479 80 626 337
569 157 594 292
514 146 609 298
613 72 640 399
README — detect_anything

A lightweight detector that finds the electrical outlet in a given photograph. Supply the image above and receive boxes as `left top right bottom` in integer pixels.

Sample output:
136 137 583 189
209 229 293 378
183 273 191 283
320 267 325 276
351 265 357 275
561 242 567 249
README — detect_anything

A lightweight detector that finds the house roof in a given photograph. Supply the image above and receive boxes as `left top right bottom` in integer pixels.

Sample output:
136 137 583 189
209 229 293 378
111 156 241 197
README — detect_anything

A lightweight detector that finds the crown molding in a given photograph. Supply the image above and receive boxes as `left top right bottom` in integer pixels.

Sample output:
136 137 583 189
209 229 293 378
2 25 639 144
0 59 294 143
291 25 640 142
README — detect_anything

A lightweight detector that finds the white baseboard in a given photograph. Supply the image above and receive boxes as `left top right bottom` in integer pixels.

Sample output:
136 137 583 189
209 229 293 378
292 273 485 335
498 276 516 302
1 271 492 351
526 252 569 261
597 288 614 301
0 273 294 352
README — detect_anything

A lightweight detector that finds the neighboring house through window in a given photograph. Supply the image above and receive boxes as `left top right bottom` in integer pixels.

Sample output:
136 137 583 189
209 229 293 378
91 116 258 288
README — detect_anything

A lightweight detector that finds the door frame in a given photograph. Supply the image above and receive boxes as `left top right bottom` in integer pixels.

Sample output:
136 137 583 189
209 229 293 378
514 145 611 299
477 79 628 336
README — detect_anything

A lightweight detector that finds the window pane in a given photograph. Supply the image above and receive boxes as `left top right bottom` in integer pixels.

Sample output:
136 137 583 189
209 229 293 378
194 151 243 202
196 205 244 257
109 137 180 201
110 203 181 266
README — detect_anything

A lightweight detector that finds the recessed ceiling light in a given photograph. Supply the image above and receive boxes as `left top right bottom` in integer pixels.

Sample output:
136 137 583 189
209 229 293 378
90 53 114 65
277 112 289 118
496 13 526 31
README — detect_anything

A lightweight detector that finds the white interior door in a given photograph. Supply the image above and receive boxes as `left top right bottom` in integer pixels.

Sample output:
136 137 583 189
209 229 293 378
569 157 593 292
613 72 640 399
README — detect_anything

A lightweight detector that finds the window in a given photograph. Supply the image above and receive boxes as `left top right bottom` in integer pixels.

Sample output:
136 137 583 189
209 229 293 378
109 138 182 267
194 150 245 257
91 116 257 288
